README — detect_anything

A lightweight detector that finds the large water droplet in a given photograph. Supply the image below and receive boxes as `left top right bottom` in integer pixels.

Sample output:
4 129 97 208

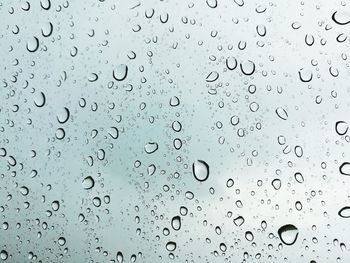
192 160 209 182
275 107 288 120
0 250 8 260
113 64 128 81
206 71 219 82
278 224 299 245
166 241 176 251
116 251 123 263
335 121 348 136
340 162 350 176
298 68 313 82
144 142 158 154
171 216 181 231
26 37 39 52
34 92 46 107
338 207 350 218
332 11 350 25
57 107 70 124
240 60 255 75
82 176 95 190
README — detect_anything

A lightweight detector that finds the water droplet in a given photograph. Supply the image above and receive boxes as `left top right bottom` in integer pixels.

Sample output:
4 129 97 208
332 11 350 25
26 37 39 52
57 107 70 124
275 107 288 120
55 128 65 140
233 216 244 226
294 172 304 183
144 142 158 154
226 57 238 70
338 207 350 218
116 251 123 263
58 237 66 246
278 224 299 245
192 160 209 182
0 250 8 261
340 162 350 176
245 231 254 241
82 176 95 190
171 216 181 231
51 200 60 211
206 71 219 82
206 0 217 8
298 68 313 82
20 186 29 196
335 121 348 136
271 179 281 190
34 92 46 107
240 60 255 75
166 241 176 251
169 96 180 107
113 64 128 81
108 127 119 139
41 22 53 37
40 0 51 10
234 0 244 7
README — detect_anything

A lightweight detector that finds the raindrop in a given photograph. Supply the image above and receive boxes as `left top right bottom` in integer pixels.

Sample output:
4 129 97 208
26 37 39 52
41 22 53 37
278 224 299 245
116 251 123 263
206 71 219 82
113 64 128 81
34 92 46 107
335 121 348 136
298 68 313 82
108 127 119 139
338 207 350 218
240 60 255 75
233 216 245 226
271 179 281 190
82 176 95 190
58 237 66 246
169 96 180 106
332 11 350 25
192 160 209 182
206 0 217 8
275 107 288 120
166 241 176 251
144 142 158 154
171 216 181 231
226 57 238 70
55 128 65 140
339 162 350 176
294 172 304 183
57 107 70 124
0 250 8 261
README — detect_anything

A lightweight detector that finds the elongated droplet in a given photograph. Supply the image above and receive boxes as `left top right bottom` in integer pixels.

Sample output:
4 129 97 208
192 160 209 182
338 207 350 218
171 216 181 231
